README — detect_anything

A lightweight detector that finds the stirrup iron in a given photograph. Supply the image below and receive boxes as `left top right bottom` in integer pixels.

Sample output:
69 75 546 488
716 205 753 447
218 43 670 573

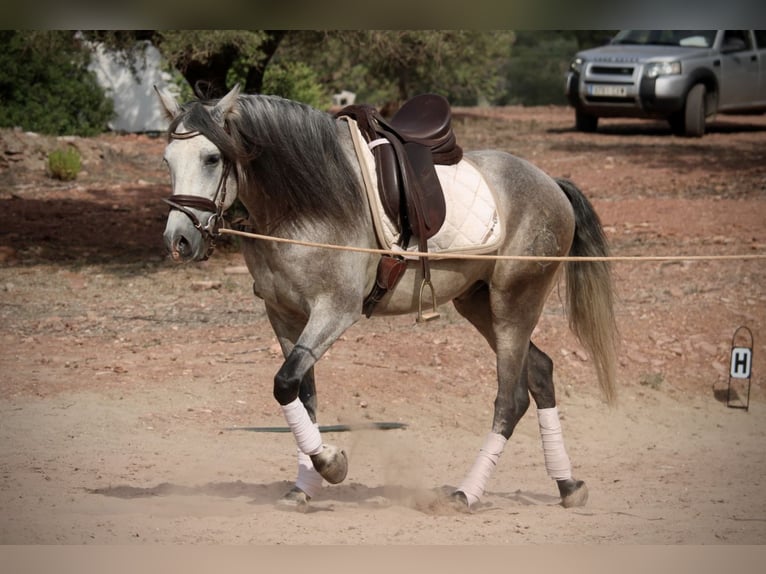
417 279 440 322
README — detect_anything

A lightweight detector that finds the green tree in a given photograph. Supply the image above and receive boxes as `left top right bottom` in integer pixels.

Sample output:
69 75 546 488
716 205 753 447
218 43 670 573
501 31 616 106
502 31 578 106
157 30 286 96
260 61 329 109
87 30 287 97
93 30 516 109
0 31 114 136
280 30 515 108
568 30 616 50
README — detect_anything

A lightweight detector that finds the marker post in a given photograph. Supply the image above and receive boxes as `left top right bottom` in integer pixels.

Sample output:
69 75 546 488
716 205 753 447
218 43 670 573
728 326 754 411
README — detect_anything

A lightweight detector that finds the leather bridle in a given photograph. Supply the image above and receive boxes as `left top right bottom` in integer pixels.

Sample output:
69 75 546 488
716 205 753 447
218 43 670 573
162 129 233 258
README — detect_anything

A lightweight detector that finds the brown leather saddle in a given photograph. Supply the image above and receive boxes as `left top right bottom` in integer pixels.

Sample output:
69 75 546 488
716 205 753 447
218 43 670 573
337 94 462 246
336 94 463 319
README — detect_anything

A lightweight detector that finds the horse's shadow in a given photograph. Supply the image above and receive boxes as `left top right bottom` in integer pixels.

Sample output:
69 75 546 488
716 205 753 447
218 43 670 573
87 480 279 502
88 480 559 515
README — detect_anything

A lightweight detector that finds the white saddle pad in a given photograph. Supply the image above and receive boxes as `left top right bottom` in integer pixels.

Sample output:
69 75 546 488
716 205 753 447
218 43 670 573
340 116 504 255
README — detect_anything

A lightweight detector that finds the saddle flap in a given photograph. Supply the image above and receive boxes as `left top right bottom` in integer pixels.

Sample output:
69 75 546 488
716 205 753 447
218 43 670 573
402 142 446 238
372 144 402 225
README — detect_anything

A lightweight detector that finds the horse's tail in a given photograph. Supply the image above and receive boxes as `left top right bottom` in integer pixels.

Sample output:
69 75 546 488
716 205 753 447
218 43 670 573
556 178 618 404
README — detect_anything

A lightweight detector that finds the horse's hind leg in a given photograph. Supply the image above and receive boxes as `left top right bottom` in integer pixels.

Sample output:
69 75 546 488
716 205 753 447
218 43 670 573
452 281 533 508
527 343 588 508
452 256 576 509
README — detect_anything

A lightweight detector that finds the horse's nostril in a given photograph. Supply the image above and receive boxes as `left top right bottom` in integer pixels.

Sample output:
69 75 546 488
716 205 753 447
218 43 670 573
170 235 192 261
177 236 191 255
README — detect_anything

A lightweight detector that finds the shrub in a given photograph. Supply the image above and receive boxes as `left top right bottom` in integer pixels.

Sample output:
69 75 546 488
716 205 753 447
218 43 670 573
0 31 114 136
48 147 82 181
261 61 329 109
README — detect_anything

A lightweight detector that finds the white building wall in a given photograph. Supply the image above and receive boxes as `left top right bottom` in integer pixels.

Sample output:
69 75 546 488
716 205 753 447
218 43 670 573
88 41 185 133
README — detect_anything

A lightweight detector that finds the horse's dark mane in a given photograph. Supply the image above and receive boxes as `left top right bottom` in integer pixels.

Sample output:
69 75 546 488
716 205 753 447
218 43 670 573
169 94 365 229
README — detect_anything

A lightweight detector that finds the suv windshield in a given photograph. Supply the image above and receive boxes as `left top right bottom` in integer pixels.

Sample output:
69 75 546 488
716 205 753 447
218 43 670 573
612 30 717 48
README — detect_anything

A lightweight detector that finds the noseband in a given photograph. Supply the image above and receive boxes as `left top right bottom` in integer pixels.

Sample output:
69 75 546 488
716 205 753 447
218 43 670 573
162 129 233 258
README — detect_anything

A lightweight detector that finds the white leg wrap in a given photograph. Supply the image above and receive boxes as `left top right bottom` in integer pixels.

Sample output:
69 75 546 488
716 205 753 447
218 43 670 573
280 398 323 456
457 432 508 507
537 407 572 481
295 447 324 498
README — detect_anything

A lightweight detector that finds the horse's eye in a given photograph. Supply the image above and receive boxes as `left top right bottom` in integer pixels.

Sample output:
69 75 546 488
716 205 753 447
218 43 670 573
204 153 221 166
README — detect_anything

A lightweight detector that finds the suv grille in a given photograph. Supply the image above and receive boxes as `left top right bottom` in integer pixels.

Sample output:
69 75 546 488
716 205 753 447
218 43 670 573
591 66 634 76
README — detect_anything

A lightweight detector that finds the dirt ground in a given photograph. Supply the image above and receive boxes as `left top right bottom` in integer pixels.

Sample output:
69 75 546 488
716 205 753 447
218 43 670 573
1 106 765 545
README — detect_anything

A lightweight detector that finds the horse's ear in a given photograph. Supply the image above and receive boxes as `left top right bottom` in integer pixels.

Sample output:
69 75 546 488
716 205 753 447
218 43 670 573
214 83 241 125
154 85 181 120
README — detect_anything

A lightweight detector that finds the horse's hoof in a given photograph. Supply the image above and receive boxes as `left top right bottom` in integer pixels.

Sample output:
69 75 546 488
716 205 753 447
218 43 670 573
311 445 348 484
448 490 472 513
276 487 311 512
558 478 588 508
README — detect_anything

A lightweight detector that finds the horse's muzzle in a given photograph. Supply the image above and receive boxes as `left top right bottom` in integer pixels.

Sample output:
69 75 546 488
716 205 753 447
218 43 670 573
164 212 210 262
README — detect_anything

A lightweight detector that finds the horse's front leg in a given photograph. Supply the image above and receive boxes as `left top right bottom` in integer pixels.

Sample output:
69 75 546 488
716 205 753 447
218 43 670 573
266 303 359 491
274 344 349 485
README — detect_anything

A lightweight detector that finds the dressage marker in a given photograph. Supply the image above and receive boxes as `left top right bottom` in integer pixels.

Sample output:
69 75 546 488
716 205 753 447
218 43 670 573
728 326 754 411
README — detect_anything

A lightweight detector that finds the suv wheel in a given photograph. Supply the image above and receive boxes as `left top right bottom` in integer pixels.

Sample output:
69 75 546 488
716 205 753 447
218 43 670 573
670 84 706 137
575 110 598 133
684 84 707 137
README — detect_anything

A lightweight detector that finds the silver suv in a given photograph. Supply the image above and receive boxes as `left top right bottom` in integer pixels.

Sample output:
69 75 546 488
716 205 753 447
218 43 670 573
565 30 766 136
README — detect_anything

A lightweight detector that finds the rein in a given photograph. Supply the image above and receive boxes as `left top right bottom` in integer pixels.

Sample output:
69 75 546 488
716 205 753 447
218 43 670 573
162 129 233 259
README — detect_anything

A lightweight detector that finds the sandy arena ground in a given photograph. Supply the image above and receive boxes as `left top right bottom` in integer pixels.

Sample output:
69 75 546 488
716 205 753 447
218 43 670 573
1 105 765 545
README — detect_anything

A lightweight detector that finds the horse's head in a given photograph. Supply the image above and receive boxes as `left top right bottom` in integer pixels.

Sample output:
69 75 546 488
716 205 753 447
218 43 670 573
156 85 241 262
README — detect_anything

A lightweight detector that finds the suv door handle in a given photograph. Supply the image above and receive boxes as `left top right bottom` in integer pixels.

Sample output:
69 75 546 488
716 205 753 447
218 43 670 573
751 55 758 62
713 59 720 67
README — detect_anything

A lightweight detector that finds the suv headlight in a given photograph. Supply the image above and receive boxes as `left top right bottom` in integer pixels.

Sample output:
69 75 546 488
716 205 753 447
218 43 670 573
644 61 681 79
570 57 584 74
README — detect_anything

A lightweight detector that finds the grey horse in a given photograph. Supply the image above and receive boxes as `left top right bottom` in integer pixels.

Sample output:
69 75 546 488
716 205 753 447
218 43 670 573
156 85 617 511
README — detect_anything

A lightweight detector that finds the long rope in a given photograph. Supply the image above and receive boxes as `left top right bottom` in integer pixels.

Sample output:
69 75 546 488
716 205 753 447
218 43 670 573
219 227 766 263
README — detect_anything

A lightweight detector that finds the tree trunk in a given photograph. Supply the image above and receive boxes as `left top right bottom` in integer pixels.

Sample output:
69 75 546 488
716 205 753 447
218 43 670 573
244 30 287 94
181 46 238 98
173 32 286 98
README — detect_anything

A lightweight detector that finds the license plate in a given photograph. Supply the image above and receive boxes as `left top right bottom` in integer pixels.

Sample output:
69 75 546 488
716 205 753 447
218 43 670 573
588 84 628 97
